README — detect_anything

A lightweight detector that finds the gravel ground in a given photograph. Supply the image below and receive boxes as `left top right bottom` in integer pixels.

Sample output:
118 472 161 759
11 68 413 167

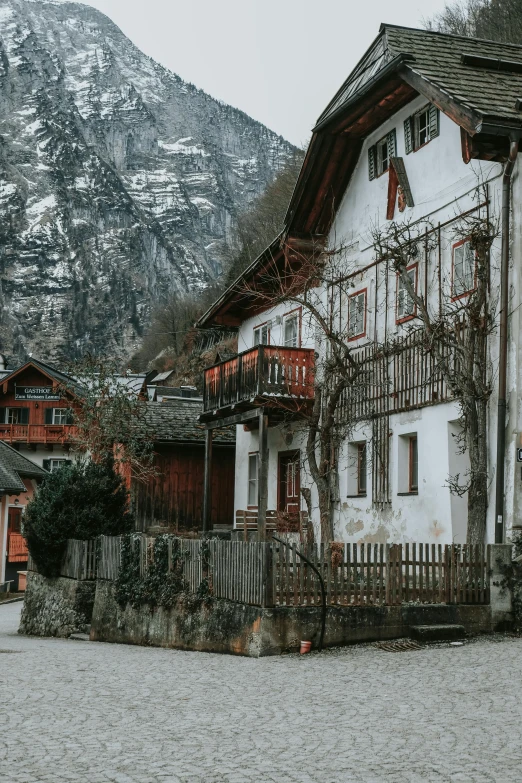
1 602 522 783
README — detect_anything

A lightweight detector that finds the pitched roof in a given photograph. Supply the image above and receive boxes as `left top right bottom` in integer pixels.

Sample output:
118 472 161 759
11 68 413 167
144 400 235 445
202 23 522 327
0 442 48 494
0 359 83 397
150 371 175 383
317 24 522 134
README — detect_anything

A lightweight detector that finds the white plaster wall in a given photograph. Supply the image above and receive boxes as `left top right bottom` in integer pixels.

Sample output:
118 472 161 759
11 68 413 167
231 93 522 546
237 300 317 354
13 446 72 468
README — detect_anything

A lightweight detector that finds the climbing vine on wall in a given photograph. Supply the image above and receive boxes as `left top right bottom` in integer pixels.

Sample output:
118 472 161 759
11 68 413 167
115 534 187 609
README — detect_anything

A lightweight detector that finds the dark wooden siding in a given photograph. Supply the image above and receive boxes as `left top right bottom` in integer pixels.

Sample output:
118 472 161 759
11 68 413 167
132 443 235 532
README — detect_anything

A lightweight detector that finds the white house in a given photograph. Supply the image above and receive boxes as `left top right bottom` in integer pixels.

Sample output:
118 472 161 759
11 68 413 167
197 24 522 547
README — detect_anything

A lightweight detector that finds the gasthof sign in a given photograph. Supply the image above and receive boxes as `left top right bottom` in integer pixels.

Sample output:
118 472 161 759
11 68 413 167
15 386 61 401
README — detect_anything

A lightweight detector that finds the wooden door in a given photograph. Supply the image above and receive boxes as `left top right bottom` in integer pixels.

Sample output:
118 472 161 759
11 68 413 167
278 451 301 513
8 507 22 534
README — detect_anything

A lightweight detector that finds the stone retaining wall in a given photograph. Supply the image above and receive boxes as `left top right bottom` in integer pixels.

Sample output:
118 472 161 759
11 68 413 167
19 572 96 638
90 579 496 657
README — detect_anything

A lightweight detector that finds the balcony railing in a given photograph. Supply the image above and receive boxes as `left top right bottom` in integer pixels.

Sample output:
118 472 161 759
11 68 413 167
0 424 77 444
203 345 315 415
8 533 28 563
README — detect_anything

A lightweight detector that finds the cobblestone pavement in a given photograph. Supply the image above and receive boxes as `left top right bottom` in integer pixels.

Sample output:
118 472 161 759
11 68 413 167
1 603 522 783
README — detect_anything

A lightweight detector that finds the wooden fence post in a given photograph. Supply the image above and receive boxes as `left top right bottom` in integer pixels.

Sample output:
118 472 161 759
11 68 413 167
262 542 275 607
202 428 213 534
257 409 268 541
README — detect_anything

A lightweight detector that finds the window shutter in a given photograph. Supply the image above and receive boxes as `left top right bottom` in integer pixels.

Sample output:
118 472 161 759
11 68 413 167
429 105 439 139
42 459 51 472
44 408 53 424
0 407 5 424
20 408 29 425
404 116 413 154
368 145 376 180
387 128 397 159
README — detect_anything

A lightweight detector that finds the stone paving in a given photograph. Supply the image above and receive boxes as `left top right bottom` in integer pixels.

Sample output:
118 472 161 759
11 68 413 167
1 602 522 783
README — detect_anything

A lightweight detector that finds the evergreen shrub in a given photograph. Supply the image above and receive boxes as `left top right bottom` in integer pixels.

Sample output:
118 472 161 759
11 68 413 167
24 458 133 577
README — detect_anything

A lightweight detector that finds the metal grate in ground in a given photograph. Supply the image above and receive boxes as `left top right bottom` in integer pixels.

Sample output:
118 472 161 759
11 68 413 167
374 639 422 652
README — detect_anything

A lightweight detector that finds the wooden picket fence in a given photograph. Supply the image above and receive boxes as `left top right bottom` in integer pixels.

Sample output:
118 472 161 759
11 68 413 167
60 539 98 581
209 540 272 606
273 542 490 607
29 536 492 608
97 535 122 581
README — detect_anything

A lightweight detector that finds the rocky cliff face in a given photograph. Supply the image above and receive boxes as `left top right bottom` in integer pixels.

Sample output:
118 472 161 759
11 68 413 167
0 0 295 362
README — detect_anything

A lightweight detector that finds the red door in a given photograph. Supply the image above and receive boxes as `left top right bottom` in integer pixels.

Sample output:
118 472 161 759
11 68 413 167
278 451 301 513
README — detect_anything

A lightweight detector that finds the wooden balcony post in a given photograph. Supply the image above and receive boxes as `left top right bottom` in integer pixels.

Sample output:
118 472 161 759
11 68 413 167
202 428 213 534
257 345 264 396
237 354 242 403
219 363 224 410
257 409 268 541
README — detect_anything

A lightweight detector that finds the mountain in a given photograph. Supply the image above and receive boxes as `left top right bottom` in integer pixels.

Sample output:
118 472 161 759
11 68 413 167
0 0 295 362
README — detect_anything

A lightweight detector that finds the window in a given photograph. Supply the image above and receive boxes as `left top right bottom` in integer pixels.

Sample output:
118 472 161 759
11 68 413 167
247 453 258 507
357 443 367 495
2 407 29 425
347 440 368 497
253 322 269 346
409 436 418 492
45 408 73 425
43 458 72 473
283 312 299 347
452 239 476 298
368 129 397 179
348 290 366 340
398 433 418 495
52 408 68 425
404 104 440 154
396 265 417 322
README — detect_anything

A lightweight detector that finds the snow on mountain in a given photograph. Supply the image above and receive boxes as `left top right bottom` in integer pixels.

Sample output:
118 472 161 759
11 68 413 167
0 0 295 361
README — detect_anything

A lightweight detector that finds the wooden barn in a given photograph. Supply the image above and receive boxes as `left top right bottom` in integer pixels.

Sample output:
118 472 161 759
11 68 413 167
132 399 235 533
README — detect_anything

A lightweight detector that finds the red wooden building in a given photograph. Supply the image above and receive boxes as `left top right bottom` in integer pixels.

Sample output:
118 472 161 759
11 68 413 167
133 399 235 533
0 359 79 470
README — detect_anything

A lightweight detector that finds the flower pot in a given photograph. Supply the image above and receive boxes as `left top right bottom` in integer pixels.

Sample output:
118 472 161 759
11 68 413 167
300 640 312 655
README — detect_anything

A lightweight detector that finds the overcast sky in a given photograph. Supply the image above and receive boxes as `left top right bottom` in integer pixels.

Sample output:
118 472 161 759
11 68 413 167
85 0 450 146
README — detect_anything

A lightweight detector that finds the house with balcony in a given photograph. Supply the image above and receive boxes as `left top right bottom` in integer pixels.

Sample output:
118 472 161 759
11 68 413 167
0 441 47 591
0 359 80 470
197 24 522 546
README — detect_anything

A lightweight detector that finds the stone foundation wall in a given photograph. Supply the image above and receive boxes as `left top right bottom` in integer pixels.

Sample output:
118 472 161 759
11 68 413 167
19 572 96 638
90 579 496 657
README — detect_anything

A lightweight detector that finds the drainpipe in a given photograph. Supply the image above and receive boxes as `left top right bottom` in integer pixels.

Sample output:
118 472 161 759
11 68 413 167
495 138 519 544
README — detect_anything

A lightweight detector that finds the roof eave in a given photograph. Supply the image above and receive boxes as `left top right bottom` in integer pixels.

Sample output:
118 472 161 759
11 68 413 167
313 52 416 133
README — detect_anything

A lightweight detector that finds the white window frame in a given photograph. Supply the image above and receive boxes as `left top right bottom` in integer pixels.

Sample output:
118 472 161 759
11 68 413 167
376 135 389 176
452 239 476 299
253 322 270 347
415 106 431 149
52 408 68 425
396 265 417 322
348 290 367 340
247 453 259 507
283 311 300 348
48 459 71 473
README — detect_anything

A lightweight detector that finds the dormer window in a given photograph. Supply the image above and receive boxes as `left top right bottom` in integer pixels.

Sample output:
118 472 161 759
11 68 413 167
404 104 440 153
368 130 396 179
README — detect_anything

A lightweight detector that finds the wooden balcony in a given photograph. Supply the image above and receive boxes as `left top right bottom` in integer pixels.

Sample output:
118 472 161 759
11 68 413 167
202 345 315 423
0 424 77 445
8 533 28 563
